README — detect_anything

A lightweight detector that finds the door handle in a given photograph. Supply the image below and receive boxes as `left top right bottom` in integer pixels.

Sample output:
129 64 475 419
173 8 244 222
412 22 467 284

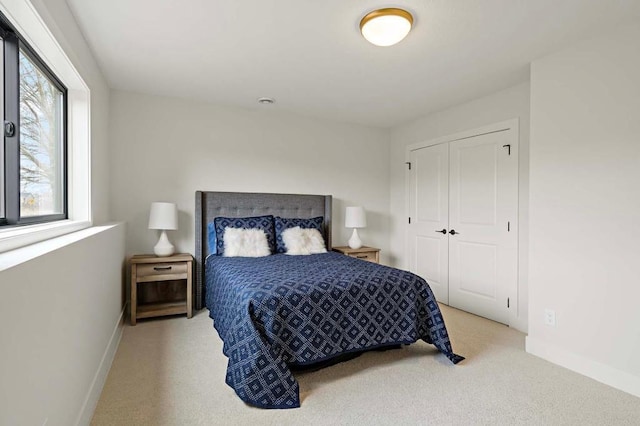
449 229 459 235
435 229 447 234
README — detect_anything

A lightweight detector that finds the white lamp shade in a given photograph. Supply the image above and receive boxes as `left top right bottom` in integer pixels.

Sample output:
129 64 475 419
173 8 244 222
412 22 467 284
345 206 367 228
148 202 178 230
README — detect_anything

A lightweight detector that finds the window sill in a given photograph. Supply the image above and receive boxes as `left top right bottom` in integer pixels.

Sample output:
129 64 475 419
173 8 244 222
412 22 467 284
0 223 123 272
0 219 91 255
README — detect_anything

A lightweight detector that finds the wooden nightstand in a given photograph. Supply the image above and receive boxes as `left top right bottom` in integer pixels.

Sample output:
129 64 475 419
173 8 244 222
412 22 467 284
333 246 380 264
130 253 193 325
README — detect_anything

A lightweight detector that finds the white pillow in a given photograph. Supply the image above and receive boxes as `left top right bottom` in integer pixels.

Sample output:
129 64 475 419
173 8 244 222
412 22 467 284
223 228 271 257
282 226 327 255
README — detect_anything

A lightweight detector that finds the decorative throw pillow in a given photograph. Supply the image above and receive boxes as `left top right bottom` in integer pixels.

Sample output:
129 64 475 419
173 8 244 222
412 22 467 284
223 228 271 257
274 216 324 253
282 226 327 255
207 222 217 254
213 215 275 255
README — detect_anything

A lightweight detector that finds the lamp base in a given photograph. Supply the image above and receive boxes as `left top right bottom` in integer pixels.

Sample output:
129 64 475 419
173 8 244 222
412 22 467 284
348 228 363 249
154 230 175 257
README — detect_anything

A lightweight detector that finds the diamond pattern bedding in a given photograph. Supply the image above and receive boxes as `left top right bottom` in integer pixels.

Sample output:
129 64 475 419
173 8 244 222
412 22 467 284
205 251 463 409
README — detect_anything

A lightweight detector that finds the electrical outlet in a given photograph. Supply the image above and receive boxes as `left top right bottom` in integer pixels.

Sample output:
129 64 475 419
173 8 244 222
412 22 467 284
544 309 556 326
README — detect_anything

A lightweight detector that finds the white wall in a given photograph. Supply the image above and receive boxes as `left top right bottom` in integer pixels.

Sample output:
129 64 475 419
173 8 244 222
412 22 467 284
109 91 391 262
388 82 530 332
0 225 125 426
526 22 640 397
0 1 123 424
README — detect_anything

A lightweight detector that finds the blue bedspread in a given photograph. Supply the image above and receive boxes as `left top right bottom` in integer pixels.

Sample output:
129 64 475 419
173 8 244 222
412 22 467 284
205 252 463 409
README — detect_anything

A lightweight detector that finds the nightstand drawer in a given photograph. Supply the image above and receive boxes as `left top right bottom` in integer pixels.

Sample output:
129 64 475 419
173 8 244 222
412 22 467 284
137 262 187 278
348 252 377 262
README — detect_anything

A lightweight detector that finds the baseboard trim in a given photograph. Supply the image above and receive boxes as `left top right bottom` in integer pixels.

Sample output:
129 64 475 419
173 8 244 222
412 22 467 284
75 306 126 426
526 336 640 398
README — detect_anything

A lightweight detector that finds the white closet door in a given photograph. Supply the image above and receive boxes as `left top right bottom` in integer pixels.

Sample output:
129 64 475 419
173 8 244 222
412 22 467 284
448 131 517 324
407 143 450 304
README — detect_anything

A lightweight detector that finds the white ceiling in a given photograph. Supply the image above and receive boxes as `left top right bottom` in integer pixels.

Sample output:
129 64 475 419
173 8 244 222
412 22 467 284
65 0 640 128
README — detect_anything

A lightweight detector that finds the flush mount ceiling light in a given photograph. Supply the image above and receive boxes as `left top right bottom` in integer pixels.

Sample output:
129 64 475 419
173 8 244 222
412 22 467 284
257 97 275 105
360 8 413 47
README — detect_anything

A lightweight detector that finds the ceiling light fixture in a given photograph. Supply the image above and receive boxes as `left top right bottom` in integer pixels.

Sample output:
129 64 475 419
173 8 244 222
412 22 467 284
360 8 413 47
257 97 275 105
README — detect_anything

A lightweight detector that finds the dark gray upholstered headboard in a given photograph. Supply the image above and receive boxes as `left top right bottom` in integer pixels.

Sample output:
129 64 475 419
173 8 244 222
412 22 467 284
194 191 332 310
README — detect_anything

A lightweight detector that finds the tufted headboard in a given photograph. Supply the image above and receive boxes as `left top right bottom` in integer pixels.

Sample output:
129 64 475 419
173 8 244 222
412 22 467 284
194 191 332 310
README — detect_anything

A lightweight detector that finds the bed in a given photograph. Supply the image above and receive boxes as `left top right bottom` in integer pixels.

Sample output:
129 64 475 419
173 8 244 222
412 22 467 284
195 191 463 409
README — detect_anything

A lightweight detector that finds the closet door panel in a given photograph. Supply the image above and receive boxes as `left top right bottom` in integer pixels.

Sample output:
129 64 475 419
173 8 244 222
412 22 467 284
449 131 515 324
407 144 449 304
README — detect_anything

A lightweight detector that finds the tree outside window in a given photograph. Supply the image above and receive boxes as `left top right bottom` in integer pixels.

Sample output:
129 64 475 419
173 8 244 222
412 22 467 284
19 50 64 217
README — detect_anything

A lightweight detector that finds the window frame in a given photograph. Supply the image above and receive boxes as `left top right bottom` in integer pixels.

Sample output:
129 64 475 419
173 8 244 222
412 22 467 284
0 12 68 228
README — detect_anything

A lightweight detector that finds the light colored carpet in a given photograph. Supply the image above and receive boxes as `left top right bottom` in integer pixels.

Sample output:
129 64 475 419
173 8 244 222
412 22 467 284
92 305 640 425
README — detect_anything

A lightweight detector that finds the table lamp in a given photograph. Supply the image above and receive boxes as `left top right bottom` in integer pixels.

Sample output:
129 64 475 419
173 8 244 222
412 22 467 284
148 202 178 256
345 206 367 249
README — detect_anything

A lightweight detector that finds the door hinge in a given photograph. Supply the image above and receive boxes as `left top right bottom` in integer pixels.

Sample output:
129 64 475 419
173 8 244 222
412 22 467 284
507 221 510 232
405 162 411 170
507 297 510 308
502 144 511 156
408 217 411 224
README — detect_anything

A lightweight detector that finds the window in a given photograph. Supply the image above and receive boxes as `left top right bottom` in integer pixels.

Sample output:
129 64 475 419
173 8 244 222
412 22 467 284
1 13 67 228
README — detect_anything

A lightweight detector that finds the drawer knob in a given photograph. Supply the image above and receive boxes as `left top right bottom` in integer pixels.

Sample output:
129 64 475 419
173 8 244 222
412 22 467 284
356 255 368 259
153 266 172 271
